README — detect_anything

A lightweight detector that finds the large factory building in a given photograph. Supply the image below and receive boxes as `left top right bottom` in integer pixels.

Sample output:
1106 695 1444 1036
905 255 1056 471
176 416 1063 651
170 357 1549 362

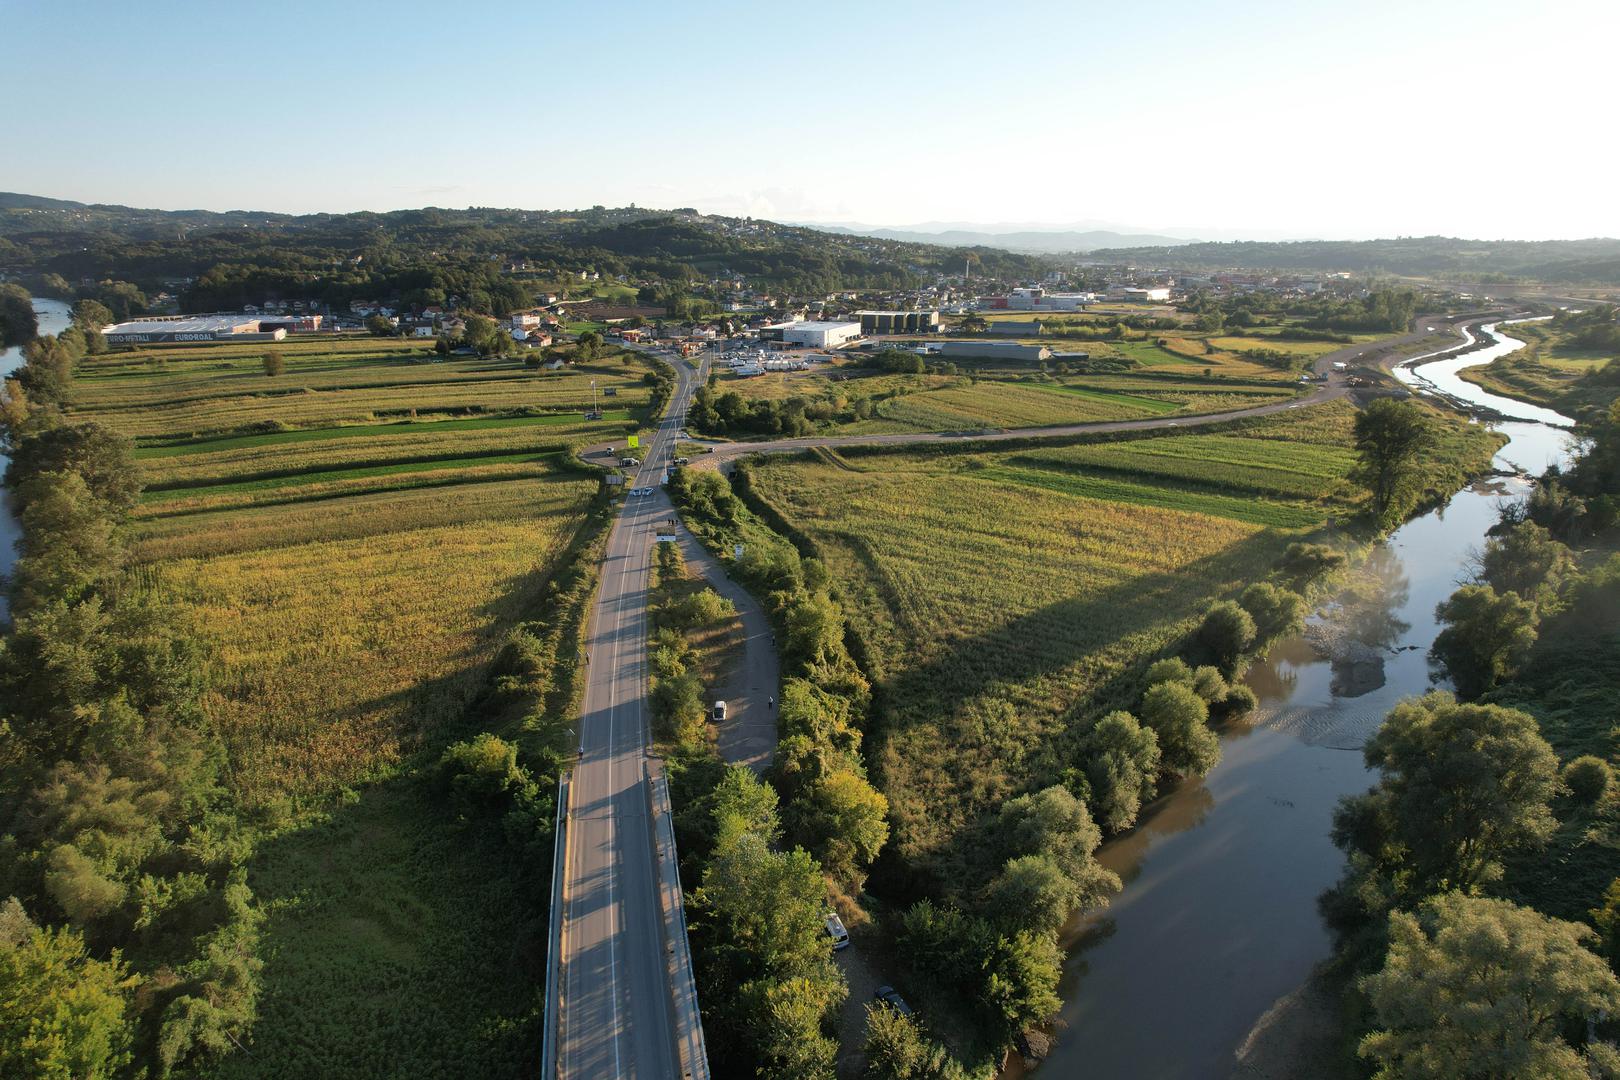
104 314 293 345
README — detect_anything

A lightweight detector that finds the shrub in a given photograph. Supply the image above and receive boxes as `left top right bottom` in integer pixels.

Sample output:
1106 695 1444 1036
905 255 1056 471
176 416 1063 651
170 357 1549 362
1145 657 1193 686
1239 582 1306 645
1140 682 1220 778
1564 756 1613 805
1196 601 1256 674
1279 541 1346 583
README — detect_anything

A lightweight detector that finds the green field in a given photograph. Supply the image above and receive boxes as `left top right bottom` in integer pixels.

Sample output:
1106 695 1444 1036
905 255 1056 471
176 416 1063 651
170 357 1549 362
54 335 635 1074
739 400 1501 887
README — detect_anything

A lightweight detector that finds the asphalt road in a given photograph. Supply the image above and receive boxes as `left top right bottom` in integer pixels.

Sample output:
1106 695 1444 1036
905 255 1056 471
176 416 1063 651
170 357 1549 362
556 351 707 1080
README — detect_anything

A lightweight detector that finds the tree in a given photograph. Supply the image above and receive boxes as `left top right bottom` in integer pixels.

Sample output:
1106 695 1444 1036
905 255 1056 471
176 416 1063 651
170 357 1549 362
0 899 137 1080
70 298 115 334
863 1004 963 1079
1279 541 1346 584
979 929 1063 1042
462 314 500 354
1563 756 1612 806
0 282 37 347
261 351 283 377
1431 585 1538 699
364 314 396 337
1239 582 1305 646
1353 398 1437 531
1196 600 1256 674
1077 711 1160 833
7 421 141 513
1335 693 1559 899
792 769 889 885
1140 681 1221 777
576 330 604 360
1479 521 1573 609
985 854 1080 937
1360 893 1620 1079
994 786 1118 905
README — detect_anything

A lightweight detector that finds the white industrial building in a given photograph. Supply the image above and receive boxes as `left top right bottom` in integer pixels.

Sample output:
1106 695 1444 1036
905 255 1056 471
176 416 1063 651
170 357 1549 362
764 320 862 349
989 287 1097 312
104 314 289 345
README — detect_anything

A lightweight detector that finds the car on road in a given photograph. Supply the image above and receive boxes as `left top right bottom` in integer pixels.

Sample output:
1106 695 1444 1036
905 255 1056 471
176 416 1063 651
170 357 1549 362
824 912 850 950
872 986 912 1016
673 456 690 465
712 700 727 721
629 486 653 496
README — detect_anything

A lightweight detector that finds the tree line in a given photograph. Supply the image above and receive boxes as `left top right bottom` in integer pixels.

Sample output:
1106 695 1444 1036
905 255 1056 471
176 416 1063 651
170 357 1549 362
1318 394 1620 1074
0 325 263 1077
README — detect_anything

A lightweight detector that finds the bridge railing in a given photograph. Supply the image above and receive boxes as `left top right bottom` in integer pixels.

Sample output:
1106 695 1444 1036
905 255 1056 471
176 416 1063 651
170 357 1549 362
540 768 572 1080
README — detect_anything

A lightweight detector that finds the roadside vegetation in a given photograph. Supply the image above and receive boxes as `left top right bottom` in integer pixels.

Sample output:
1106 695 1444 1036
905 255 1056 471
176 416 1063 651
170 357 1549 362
0 325 643 1076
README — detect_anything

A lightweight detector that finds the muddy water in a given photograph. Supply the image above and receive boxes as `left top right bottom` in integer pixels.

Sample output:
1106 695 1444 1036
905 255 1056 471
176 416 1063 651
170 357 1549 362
1020 322 1577 1079
1 298 73 617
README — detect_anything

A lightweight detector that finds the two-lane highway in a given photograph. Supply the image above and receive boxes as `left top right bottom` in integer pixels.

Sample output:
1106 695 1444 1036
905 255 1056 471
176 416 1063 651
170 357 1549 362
555 351 705 1080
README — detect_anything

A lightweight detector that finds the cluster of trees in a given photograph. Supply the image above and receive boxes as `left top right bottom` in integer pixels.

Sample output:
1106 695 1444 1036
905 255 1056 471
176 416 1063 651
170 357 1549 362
1181 287 1417 334
0 336 263 1076
1321 392 1620 1074
1552 303 1620 351
1322 692 1620 1073
668 467 893 1076
0 282 36 347
688 386 829 438
649 543 737 745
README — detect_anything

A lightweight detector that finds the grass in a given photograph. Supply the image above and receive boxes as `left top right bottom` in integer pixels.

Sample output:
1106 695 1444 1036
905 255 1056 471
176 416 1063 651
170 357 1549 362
738 400 1503 888
61 335 633 1076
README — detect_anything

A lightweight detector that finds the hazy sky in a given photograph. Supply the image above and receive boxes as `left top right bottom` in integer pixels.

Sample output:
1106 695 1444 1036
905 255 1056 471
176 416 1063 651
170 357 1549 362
5 0 1617 239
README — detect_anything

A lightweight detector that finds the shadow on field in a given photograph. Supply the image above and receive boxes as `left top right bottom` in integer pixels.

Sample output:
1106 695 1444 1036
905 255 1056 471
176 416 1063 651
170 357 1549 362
863 529 1293 899
226 771 545 1080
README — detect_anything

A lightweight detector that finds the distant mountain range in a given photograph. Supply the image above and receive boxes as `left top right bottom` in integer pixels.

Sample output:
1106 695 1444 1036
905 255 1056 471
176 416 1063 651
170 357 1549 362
798 220 1198 253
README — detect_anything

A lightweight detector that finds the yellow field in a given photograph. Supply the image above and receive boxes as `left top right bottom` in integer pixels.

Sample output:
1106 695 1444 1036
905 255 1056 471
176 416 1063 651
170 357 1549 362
146 475 596 805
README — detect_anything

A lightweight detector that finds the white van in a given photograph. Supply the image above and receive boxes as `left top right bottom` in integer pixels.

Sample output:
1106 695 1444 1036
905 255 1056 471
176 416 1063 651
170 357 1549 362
824 912 850 950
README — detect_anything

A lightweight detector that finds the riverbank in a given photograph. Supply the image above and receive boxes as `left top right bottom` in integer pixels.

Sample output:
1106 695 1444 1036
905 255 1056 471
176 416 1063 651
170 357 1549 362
1213 321 1580 1079
0 297 72 617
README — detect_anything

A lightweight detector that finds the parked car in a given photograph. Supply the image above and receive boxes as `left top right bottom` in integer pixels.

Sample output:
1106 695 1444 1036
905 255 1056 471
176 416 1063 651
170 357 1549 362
872 986 912 1016
712 700 727 721
824 912 850 950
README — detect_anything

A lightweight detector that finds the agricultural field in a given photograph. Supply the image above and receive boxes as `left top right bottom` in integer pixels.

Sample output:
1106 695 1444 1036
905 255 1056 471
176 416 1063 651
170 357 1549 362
1459 319 1618 418
72 334 650 438
55 334 640 1075
739 400 1503 888
708 340 1306 438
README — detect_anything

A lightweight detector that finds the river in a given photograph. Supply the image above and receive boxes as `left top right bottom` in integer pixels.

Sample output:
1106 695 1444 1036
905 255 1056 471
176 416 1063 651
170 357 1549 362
0 297 73 618
1018 320 1577 1079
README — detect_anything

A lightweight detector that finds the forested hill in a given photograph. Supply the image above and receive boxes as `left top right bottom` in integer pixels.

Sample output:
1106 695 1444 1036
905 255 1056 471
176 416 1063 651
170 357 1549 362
1087 236 1620 284
0 194 1050 297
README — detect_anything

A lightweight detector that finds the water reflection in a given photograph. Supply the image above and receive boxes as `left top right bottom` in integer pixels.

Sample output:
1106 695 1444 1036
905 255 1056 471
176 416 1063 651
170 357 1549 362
1 299 72 618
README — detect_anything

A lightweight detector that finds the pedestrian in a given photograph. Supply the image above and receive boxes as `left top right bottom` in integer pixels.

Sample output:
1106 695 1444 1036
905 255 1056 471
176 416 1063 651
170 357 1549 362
768 696 775 710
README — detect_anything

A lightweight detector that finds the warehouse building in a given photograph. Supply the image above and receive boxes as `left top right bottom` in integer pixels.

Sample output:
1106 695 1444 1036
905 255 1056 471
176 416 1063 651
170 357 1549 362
760 320 863 349
104 314 288 345
937 341 1051 362
986 319 1045 336
856 310 941 335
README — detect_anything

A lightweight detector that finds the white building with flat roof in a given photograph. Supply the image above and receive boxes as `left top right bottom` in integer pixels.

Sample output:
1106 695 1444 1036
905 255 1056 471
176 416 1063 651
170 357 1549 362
780 320 862 349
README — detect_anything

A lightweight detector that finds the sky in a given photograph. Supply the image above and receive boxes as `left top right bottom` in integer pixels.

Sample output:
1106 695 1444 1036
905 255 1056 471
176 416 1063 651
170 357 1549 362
4 0 1618 241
